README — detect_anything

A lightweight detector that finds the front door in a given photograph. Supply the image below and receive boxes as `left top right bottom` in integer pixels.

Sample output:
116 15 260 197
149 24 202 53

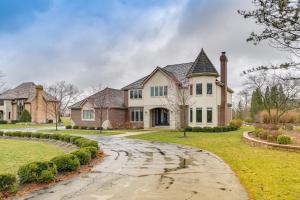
153 108 169 126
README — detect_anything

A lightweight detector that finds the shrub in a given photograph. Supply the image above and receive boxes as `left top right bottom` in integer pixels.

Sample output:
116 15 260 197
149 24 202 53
267 134 274 142
82 147 98 159
254 128 263 137
277 135 292 145
51 154 80 172
80 126 87 130
65 125 72 129
229 119 243 128
49 134 61 140
19 110 32 122
97 127 103 130
0 131 3 136
31 132 42 138
61 135 72 143
259 130 269 140
40 133 51 139
74 138 99 149
18 161 57 184
88 127 96 130
0 120 8 124
73 125 79 129
71 149 91 165
11 120 19 124
280 111 298 124
69 136 82 144
0 174 18 193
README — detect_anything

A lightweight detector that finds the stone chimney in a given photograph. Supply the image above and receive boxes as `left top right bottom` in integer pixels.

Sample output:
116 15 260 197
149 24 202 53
220 52 228 125
35 85 45 123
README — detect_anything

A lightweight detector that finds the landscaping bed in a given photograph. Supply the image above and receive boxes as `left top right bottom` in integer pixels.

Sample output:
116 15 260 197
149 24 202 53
0 131 103 199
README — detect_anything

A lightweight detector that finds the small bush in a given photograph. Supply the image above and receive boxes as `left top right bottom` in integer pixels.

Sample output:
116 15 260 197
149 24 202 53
71 149 91 165
267 134 274 142
183 126 192 132
11 120 19 124
0 120 8 124
259 130 269 140
31 132 42 138
82 147 98 159
0 131 3 136
40 133 51 139
49 134 61 140
19 110 32 122
0 174 18 193
21 132 32 138
97 127 103 130
88 127 96 130
51 154 80 172
18 161 57 184
73 125 79 129
74 138 99 149
229 119 243 128
254 128 263 137
65 125 72 129
277 135 292 145
80 126 87 130
69 136 82 144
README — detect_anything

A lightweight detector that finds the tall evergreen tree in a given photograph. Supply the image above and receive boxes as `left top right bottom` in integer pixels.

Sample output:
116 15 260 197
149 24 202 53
250 88 264 121
270 85 278 108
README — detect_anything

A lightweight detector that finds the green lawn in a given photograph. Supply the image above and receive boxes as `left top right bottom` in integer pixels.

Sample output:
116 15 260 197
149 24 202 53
0 139 64 174
42 129 138 136
0 123 55 129
129 127 300 200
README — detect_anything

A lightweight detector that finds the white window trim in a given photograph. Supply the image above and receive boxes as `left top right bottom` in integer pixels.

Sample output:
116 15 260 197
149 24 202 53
196 107 203 124
82 109 95 121
206 107 213 124
130 108 144 122
206 83 213 96
195 83 203 96
150 86 168 98
129 89 143 100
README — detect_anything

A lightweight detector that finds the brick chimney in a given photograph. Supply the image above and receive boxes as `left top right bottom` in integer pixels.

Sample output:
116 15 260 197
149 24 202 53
220 52 228 125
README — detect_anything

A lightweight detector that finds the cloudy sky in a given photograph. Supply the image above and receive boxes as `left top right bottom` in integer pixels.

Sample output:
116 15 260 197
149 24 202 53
0 0 288 93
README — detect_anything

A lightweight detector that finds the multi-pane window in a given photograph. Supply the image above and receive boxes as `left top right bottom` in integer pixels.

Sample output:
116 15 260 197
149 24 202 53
150 86 168 97
207 83 213 95
17 100 24 120
190 84 193 95
130 89 142 99
207 108 213 123
82 110 95 120
196 83 202 95
190 108 193 123
131 108 144 122
196 108 202 123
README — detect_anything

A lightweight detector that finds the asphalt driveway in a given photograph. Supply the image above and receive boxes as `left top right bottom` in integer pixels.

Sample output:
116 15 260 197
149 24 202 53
19 133 248 200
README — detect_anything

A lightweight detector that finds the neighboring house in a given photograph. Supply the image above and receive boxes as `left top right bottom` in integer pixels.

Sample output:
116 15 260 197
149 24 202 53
70 49 233 129
0 82 58 123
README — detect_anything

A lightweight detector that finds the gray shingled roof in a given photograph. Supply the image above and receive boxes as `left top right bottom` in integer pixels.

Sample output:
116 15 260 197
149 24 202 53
70 88 125 109
187 49 219 77
0 82 57 102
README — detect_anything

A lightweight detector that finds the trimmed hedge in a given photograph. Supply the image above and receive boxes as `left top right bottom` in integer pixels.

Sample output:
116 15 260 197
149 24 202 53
51 154 80 172
18 161 57 184
65 125 72 129
0 174 17 193
71 149 91 165
184 125 239 133
277 135 292 145
0 131 100 190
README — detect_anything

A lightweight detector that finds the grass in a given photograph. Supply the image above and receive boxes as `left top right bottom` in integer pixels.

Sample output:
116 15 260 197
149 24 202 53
129 127 300 200
0 139 64 174
42 129 139 136
0 123 55 129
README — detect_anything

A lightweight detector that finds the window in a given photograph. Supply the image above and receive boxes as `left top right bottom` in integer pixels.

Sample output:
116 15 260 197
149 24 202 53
196 108 202 123
207 108 213 123
82 110 95 120
150 86 168 97
207 83 213 95
159 86 163 96
16 100 24 120
190 108 193 123
0 100 3 106
151 87 154 97
131 108 143 122
164 86 168 96
130 90 134 99
190 84 193 95
130 89 142 99
155 86 159 96
196 83 202 95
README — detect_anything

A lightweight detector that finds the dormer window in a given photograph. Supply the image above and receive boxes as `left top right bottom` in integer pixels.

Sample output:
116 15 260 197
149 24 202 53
130 89 142 99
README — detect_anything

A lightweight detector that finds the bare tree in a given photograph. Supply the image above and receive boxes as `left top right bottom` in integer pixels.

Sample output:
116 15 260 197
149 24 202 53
163 83 192 137
244 71 300 124
237 88 251 119
0 72 7 93
46 81 80 117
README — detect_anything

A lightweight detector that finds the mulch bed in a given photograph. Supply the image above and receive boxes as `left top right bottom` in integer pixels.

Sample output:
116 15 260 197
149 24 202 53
2 151 104 200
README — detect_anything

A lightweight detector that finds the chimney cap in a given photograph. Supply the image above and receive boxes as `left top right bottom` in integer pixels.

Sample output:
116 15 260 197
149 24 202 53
221 51 226 55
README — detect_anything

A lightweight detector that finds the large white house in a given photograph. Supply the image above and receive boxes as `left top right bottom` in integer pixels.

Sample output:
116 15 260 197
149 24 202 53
70 49 233 129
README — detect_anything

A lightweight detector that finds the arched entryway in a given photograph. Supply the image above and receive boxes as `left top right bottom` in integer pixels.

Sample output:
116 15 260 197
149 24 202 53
150 108 170 127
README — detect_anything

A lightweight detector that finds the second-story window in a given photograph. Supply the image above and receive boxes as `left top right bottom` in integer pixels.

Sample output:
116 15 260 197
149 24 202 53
130 89 143 99
196 83 202 95
150 86 168 97
207 83 213 95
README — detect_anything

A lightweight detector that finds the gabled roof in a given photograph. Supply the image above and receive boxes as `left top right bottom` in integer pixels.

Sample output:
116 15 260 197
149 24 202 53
0 82 57 102
186 49 219 77
69 87 125 109
121 62 193 90
141 67 181 87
